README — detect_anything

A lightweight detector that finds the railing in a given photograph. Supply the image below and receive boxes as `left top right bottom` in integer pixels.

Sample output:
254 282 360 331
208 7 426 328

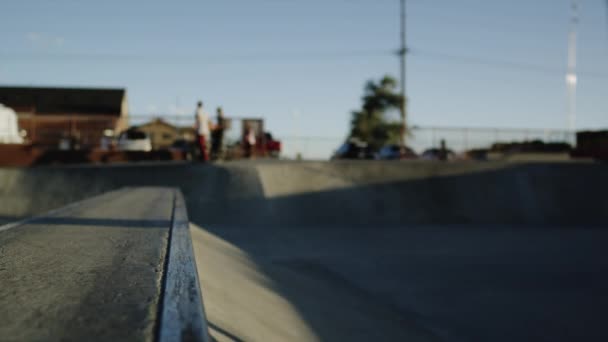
278 127 575 160
408 126 575 153
129 115 575 160
17 114 121 148
15 113 576 160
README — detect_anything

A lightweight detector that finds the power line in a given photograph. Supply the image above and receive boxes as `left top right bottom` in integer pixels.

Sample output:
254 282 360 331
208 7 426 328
1 48 607 79
409 48 608 79
0 49 395 64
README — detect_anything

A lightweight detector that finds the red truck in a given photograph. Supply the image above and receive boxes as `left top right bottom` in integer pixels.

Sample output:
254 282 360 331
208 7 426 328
263 132 281 158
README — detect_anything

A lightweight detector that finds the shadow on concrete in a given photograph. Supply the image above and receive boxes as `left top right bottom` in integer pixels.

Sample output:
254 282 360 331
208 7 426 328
31 150 178 166
29 217 171 228
183 162 608 227
0 216 22 226
208 322 245 342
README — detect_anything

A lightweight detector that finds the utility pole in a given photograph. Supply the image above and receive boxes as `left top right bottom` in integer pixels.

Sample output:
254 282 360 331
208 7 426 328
566 0 578 132
399 0 407 146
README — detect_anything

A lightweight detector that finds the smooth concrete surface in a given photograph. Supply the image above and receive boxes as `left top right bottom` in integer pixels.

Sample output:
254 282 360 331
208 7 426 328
190 222 438 342
2 161 608 341
192 223 608 342
0 188 173 341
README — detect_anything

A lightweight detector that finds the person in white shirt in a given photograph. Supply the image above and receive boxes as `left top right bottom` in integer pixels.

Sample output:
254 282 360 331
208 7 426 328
244 124 257 159
194 101 212 162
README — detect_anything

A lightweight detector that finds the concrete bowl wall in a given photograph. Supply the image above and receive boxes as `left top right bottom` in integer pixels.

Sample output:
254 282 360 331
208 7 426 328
1 160 606 226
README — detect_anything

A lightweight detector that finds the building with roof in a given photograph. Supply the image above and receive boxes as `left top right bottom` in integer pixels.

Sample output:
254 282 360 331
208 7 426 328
0 86 129 148
137 118 195 149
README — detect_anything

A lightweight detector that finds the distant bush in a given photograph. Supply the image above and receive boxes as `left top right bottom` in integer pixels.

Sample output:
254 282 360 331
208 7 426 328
464 149 489 161
490 140 572 153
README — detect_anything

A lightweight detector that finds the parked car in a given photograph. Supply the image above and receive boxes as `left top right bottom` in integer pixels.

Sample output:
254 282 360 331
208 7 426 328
169 138 197 160
331 138 374 160
117 128 152 152
264 132 281 158
376 144 418 160
0 104 24 144
421 147 456 161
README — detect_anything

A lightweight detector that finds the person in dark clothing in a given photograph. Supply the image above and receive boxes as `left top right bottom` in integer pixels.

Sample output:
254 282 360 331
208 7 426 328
438 139 448 161
210 107 226 161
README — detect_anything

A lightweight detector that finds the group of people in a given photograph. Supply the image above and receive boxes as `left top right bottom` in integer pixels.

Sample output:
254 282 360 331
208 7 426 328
195 101 225 162
195 101 257 162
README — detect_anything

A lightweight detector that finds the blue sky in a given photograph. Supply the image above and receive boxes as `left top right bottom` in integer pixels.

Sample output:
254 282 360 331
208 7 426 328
1 0 607 146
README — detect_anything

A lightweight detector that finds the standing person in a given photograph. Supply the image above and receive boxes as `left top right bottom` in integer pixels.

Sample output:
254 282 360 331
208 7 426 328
243 124 257 159
194 101 212 162
210 107 226 161
438 139 448 161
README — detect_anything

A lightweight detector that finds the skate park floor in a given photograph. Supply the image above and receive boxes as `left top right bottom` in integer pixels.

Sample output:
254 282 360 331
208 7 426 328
192 222 608 342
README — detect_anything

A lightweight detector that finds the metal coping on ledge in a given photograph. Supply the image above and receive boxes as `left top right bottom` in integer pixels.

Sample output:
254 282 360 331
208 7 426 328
157 189 210 342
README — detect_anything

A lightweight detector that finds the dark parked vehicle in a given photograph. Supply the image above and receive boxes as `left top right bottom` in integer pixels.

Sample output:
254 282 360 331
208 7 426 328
331 139 374 160
572 131 608 161
169 139 197 161
421 147 456 161
264 132 282 158
376 144 418 160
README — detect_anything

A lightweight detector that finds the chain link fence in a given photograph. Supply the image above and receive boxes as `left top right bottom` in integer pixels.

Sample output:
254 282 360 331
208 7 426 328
407 126 575 153
128 115 575 160
279 127 575 160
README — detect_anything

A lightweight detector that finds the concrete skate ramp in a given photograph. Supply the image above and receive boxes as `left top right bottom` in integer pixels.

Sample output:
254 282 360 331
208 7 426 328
0 160 607 226
3 161 608 341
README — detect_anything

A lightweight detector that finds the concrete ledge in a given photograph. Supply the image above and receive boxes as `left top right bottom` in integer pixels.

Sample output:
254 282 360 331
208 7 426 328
0 187 209 342
158 190 209 342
